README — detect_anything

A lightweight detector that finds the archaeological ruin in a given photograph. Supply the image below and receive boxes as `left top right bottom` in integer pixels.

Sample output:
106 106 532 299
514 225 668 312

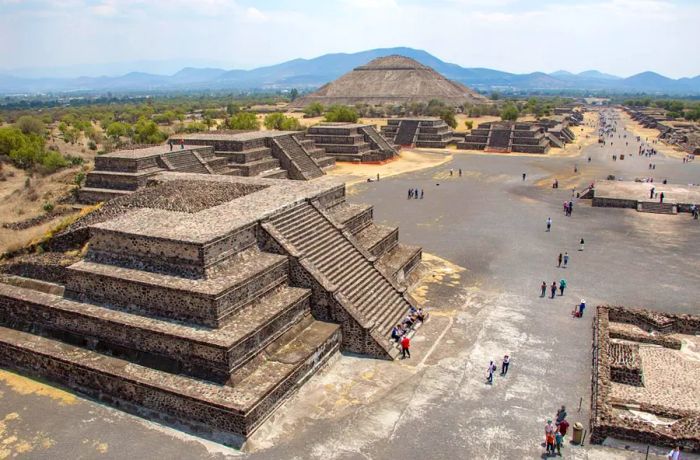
591 305 700 452
79 131 336 203
305 122 398 162
381 117 460 148
588 180 700 215
290 55 487 108
458 121 555 154
0 173 422 444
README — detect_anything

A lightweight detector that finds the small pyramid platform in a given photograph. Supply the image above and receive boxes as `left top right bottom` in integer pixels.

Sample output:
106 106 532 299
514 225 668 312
0 173 422 444
291 55 487 108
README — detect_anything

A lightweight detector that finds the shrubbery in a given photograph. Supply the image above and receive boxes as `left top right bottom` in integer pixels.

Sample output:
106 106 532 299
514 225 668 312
223 112 260 130
264 113 301 131
324 105 358 123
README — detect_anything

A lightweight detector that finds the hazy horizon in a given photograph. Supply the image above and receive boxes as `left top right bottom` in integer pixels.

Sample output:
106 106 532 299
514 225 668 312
1 0 699 79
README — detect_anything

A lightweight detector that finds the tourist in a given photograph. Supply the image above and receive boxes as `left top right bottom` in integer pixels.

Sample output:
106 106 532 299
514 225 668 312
546 217 552 232
667 446 681 460
556 405 567 424
660 192 665 203
550 281 557 299
450 168 453 176
400 335 411 359
168 139 173 151
459 168 462 177
408 188 412 199
420 189 424 199
579 238 584 251
376 173 380 181
541 281 547 298
555 430 564 456
563 252 569 268
558 418 569 437
558 253 563 267
501 355 510 376
180 138 184 149
486 361 496 384
391 325 402 343
578 299 586 317
650 187 655 199
544 420 556 455
559 279 567 296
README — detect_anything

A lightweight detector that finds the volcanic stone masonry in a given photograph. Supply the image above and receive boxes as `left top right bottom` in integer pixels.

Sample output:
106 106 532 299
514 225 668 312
381 117 461 148
305 123 398 162
458 122 554 154
0 172 422 445
79 131 336 204
591 305 700 452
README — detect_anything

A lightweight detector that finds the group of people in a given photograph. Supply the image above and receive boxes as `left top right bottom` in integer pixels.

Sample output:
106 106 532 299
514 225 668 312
541 280 567 298
486 354 510 384
544 406 571 456
407 188 424 199
449 168 463 177
391 306 427 359
562 200 574 216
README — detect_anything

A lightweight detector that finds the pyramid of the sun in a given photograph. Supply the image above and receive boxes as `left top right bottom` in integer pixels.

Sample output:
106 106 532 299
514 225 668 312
291 55 487 108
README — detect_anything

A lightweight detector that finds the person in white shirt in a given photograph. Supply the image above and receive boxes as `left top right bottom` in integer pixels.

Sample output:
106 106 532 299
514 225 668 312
668 446 681 460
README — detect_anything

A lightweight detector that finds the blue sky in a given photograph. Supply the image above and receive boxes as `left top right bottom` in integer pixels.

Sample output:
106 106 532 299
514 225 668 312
1 0 698 78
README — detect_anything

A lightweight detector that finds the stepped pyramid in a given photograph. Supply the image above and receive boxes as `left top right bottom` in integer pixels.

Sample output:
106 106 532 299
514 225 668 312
0 173 422 444
291 55 487 108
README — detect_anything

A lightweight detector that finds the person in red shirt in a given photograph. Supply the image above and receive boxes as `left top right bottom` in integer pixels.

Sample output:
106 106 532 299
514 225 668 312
400 335 410 359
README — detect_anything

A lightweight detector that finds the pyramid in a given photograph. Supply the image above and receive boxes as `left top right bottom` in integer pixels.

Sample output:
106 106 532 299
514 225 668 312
291 55 487 108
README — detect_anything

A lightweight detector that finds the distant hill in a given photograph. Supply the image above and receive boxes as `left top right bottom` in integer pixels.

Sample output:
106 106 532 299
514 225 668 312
1 47 699 95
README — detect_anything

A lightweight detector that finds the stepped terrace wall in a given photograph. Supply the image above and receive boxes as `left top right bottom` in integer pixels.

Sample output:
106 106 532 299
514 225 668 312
591 305 700 452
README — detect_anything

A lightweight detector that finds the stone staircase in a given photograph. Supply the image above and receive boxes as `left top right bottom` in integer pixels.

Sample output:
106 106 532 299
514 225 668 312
162 150 210 174
637 201 677 214
486 129 512 152
0 224 340 443
271 136 324 180
264 203 415 353
360 126 395 154
394 120 420 146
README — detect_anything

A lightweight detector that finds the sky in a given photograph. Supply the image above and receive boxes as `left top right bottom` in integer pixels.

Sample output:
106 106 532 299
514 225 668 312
0 0 698 78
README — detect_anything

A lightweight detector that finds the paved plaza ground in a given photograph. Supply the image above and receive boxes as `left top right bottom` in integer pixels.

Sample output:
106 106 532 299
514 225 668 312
1 109 699 459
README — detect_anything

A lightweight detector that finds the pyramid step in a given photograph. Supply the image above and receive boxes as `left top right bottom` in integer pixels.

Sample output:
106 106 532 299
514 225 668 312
0 282 311 381
66 248 289 327
0 320 340 440
77 187 132 204
355 223 399 258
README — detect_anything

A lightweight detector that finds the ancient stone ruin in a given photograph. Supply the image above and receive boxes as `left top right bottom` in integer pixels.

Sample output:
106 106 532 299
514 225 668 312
0 173 422 445
305 123 398 162
291 55 487 108
458 122 555 154
381 117 460 148
79 131 336 203
591 305 700 452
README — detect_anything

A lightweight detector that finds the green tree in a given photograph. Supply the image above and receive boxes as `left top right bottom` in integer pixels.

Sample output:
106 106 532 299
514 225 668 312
324 105 358 123
224 112 260 130
133 117 167 144
226 103 241 116
500 103 519 121
39 150 69 173
465 120 474 130
264 113 301 130
289 88 299 101
490 92 501 101
303 102 324 117
15 115 45 136
0 126 45 169
106 121 132 141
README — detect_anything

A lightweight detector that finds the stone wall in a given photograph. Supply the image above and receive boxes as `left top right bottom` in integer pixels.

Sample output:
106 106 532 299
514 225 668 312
590 305 700 452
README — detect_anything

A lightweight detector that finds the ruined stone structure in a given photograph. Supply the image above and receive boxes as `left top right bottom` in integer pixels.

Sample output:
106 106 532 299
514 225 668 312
591 305 700 452
381 117 460 148
290 55 487 108
0 173 422 444
305 123 397 162
588 180 700 215
458 122 553 154
627 107 669 129
79 132 336 204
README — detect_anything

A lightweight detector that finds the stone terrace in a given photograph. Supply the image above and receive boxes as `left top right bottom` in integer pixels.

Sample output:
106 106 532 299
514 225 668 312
458 121 554 154
79 132 336 204
591 305 700 452
0 172 422 444
591 180 700 214
306 123 397 163
381 117 461 148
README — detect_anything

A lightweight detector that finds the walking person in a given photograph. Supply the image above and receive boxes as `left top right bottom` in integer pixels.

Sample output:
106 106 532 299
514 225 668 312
501 355 510 376
400 335 410 359
660 192 665 203
546 217 552 232
486 361 496 384
541 281 547 298
667 446 681 460
557 253 562 267
579 238 585 251
578 299 586 317
420 189 424 199
563 252 569 268
550 281 557 299
559 279 567 296
459 168 462 177
522 172 526 181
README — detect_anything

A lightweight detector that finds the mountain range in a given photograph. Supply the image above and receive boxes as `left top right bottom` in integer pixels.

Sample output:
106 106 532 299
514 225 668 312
2 47 699 96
